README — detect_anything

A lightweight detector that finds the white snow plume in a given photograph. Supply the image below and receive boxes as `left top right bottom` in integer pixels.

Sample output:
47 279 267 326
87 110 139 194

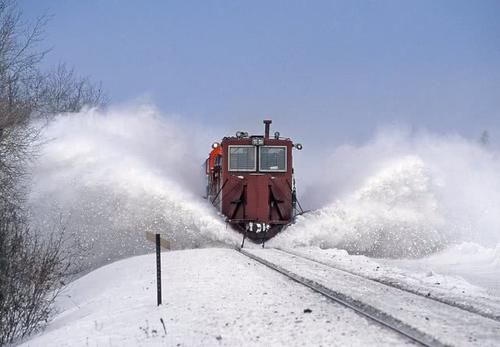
273 129 500 258
27 105 240 269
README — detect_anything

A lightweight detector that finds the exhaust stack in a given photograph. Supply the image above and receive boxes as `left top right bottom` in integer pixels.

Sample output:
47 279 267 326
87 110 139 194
264 120 272 138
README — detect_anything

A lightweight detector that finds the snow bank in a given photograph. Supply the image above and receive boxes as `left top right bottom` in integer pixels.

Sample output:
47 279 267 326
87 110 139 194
380 242 500 296
289 246 500 317
20 249 412 346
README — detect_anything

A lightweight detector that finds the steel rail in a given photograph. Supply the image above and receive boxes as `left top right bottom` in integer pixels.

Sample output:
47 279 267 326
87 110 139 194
276 248 500 322
238 248 443 347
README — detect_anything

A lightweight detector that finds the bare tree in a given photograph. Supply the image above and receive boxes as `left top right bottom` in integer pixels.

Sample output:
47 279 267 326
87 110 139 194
37 63 106 116
0 0 44 206
0 0 47 125
0 0 105 343
0 209 70 345
0 0 105 124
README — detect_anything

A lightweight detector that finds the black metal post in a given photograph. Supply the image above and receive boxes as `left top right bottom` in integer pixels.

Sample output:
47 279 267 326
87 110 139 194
156 233 162 306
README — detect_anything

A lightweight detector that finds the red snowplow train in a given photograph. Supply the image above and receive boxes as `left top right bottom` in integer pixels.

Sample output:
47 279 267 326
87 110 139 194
205 120 303 244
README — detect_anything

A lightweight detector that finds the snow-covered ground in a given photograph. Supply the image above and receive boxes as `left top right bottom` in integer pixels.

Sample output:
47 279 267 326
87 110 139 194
286 245 500 320
244 248 500 346
21 249 417 347
379 242 500 297
21 246 500 347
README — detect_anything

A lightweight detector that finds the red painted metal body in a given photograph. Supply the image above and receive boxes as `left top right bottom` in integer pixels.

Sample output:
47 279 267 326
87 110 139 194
206 121 298 243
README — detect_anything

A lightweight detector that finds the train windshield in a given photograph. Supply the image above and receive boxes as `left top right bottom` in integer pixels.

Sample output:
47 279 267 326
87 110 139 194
228 146 256 171
260 146 286 171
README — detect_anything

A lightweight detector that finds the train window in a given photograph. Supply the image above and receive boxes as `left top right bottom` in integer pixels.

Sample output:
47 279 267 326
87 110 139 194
228 146 256 171
260 146 287 172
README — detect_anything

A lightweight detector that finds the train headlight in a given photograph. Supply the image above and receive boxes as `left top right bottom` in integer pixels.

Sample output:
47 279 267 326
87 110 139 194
274 131 280 139
211 142 220 149
295 143 303 150
252 137 264 146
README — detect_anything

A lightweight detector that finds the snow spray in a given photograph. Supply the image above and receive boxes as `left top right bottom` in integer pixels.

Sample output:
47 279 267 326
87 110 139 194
271 128 500 259
28 108 500 266
27 105 240 270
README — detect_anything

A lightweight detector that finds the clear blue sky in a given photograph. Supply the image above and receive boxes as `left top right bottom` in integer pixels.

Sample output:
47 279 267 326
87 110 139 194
21 0 500 146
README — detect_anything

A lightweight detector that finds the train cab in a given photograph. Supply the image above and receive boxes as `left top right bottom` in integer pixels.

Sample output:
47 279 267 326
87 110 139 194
206 120 302 243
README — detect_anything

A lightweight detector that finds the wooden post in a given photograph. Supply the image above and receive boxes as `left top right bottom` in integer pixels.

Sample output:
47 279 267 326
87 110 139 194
145 232 170 306
156 233 162 306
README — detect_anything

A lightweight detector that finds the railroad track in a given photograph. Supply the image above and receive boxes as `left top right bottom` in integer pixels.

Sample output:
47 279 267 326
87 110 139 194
276 247 500 322
238 247 500 347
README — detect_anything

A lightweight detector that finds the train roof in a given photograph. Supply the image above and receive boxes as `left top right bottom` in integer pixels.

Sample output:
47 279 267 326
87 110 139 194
209 120 302 151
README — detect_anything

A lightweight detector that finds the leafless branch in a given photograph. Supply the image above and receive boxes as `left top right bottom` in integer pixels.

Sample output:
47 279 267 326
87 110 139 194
0 0 105 343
